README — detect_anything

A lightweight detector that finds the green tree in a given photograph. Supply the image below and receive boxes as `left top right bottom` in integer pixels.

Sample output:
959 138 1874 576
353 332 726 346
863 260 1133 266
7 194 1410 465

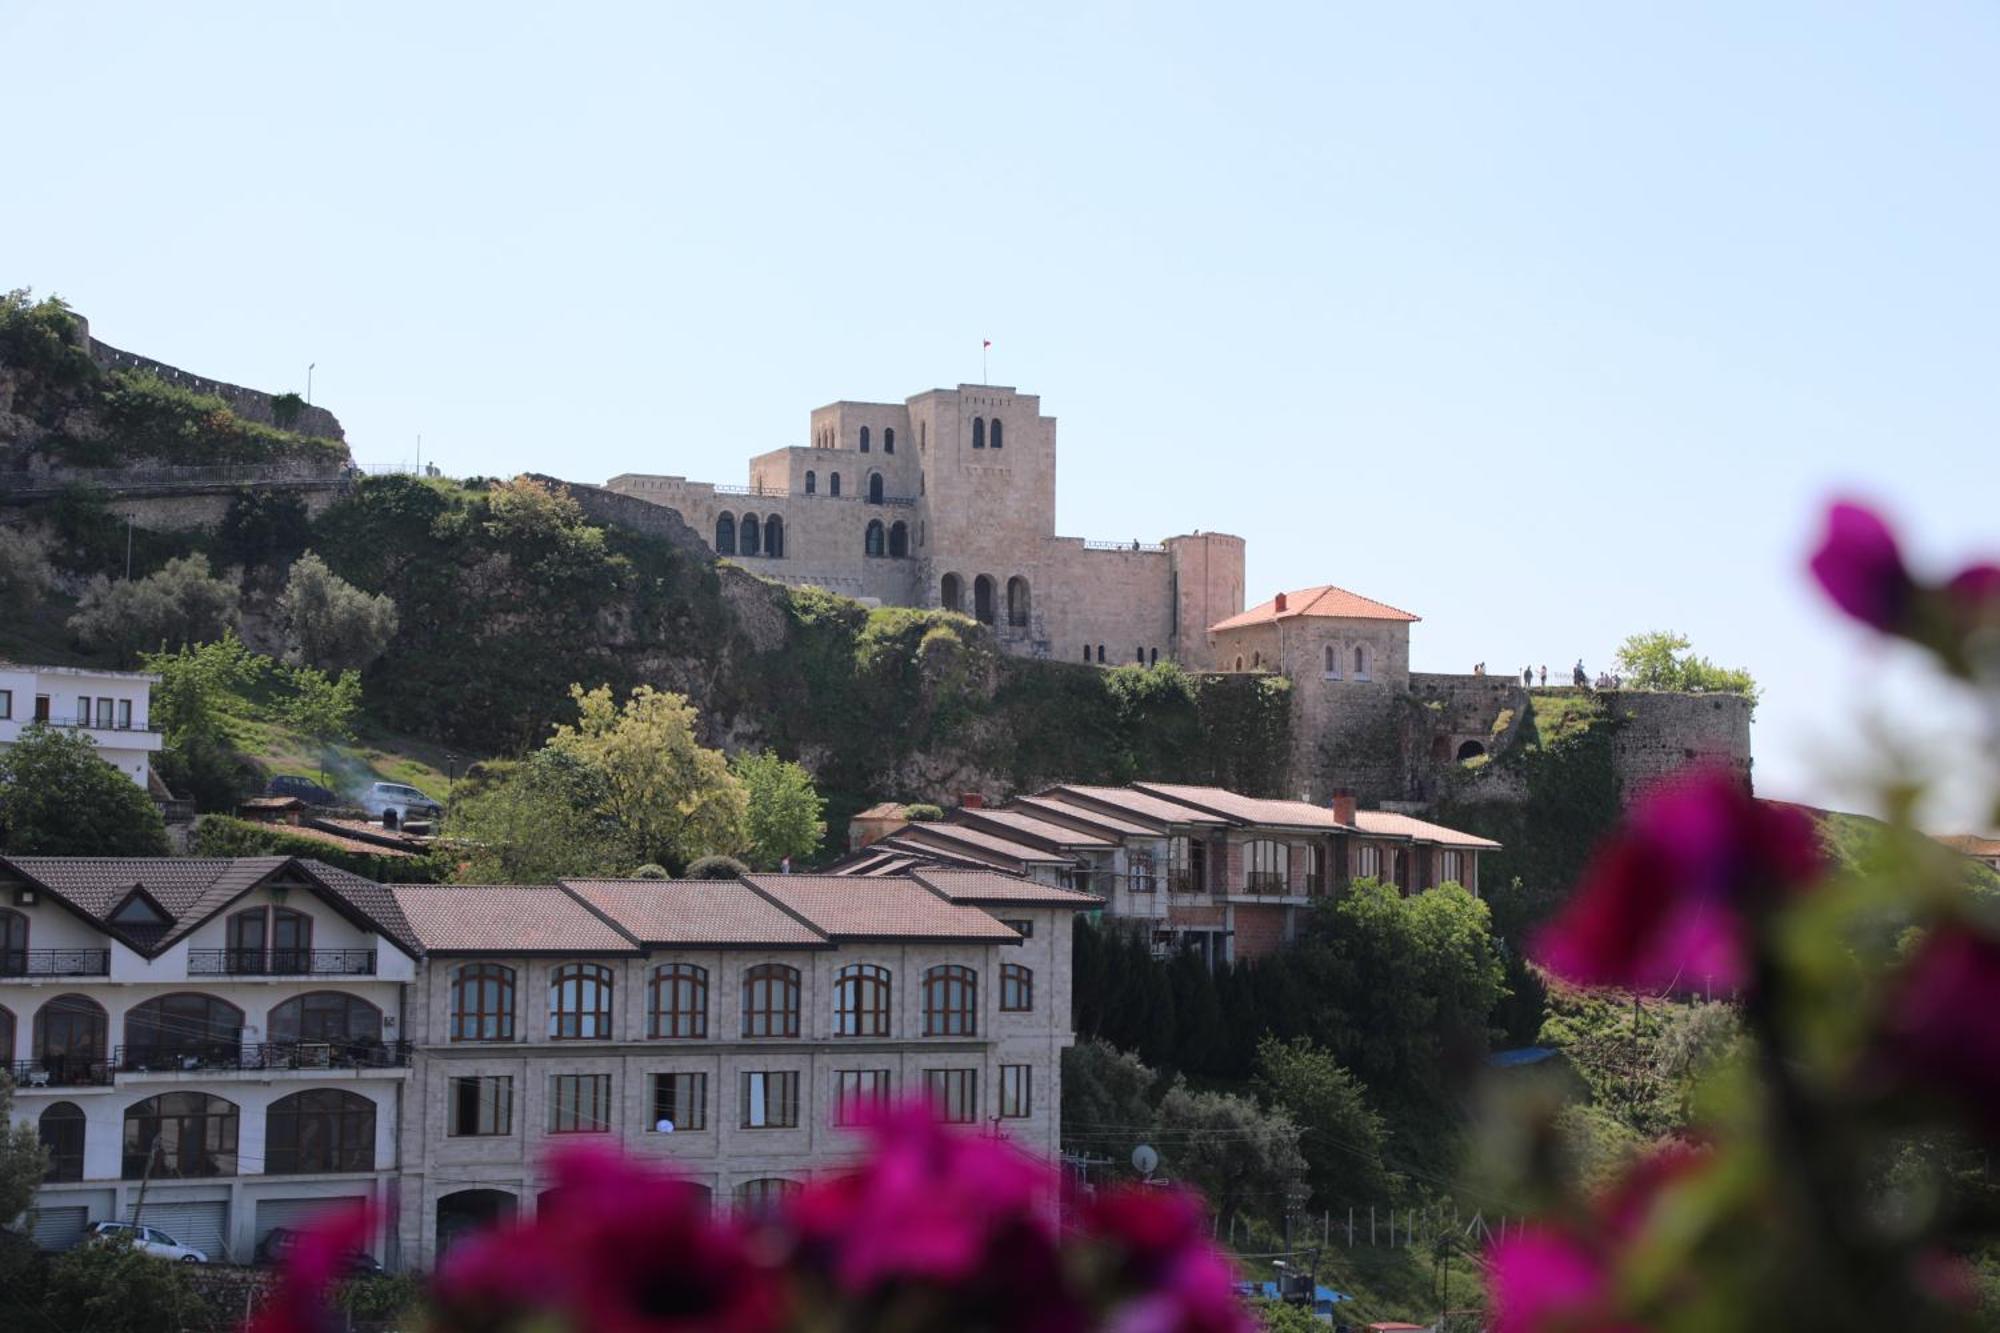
1061 1039 1161 1159
449 750 629 883
276 664 363 784
142 632 269 811
0 724 169 855
0 1074 48 1230
276 550 400 670
731 749 826 868
1255 1035 1398 1209
217 489 311 576
1157 1081 1307 1230
547 684 748 870
0 525 53 616
1612 630 1759 704
38 1234 207 1333
67 554 239 663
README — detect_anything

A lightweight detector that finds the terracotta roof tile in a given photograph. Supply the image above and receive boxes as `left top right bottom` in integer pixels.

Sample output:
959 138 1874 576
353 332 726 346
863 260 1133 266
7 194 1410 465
743 875 1022 942
891 823 1080 866
1133 784 1349 830
390 885 638 954
1208 584 1420 633
301 862 424 956
1352 811 1502 849
563 879 827 947
908 869 1103 908
1011 795 1162 838
1047 785 1231 827
854 802 909 821
961 809 1119 849
870 834 1017 871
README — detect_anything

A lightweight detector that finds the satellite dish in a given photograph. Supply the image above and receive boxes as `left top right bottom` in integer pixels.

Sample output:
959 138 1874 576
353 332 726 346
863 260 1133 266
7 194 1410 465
655 1119 676 1134
1131 1144 1159 1177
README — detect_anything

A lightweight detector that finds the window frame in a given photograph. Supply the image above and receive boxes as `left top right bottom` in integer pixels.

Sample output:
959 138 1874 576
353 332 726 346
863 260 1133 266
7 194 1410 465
999 1064 1032 1119
547 1073 614 1134
266 1088 377 1174
450 963 517 1042
741 963 802 1038
739 1069 800 1129
39 1101 86 1182
1000 962 1033 1013
448 1075 514 1137
833 1069 893 1126
548 962 614 1041
648 963 709 1039
122 1091 239 1179
833 963 892 1038
923 1067 979 1124
1244 839 1289 894
650 1071 708 1132
922 964 978 1037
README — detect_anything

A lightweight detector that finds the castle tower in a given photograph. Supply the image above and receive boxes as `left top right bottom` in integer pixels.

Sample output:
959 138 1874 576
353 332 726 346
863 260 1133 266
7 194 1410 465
1165 532 1245 668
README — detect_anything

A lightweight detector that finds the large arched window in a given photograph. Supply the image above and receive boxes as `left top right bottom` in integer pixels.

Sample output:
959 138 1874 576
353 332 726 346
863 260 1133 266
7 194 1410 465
1000 963 1033 1012
450 963 516 1042
741 964 800 1038
805 470 816 495
972 417 986 449
1245 840 1289 894
941 573 963 612
888 521 909 558
864 520 885 558
649 963 709 1039
124 994 243 1069
269 992 382 1051
0 908 26 974
859 425 871 452
829 472 841 497
922 964 977 1037
765 516 785 558
123 1092 238 1179
867 473 885 504
834 964 891 1037
227 905 312 974
549 963 614 1040
740 514 761 557
33 994 106 1080
973 575 996 625
1006 576 1030 628
267 1089 376 1174
40 1102 85 1182
883 427 894 454
990 419 1004 449
714 513 737 556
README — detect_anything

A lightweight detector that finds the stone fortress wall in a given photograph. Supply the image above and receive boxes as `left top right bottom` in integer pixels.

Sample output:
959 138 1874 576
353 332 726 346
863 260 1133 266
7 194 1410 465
76 313 346 442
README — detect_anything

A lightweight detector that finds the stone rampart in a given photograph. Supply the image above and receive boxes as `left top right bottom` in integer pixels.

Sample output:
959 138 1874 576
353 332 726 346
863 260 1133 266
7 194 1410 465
85 332 345 441
1601 690 1754 794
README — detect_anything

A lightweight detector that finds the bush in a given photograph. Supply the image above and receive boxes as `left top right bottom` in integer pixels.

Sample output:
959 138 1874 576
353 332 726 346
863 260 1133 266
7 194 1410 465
38 1236 206 1333
88 370 346 468
0 525 53 615
684 854 750 880
276 551 400 670
67 554 239 663
904 803 945 822
0 725 169 856
630 863 670 879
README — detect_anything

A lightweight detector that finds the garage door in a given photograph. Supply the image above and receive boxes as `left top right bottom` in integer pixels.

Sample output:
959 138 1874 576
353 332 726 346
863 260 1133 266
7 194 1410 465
135 1201 230 1262
30 1205 89 1252
255 1196 367 1250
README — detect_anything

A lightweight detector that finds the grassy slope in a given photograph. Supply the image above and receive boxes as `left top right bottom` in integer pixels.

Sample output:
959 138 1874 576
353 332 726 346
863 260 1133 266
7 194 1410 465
221 703 471 800
1236 1238 1487 1326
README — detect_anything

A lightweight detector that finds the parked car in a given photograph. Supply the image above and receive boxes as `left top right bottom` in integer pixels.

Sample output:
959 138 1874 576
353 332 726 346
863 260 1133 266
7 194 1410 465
85 1220 207 1263
358 781 444 827
265 774 339 807
256 1226 383 1274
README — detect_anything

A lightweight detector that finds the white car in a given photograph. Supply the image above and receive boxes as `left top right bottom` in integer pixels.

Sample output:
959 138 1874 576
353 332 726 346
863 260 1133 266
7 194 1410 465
358 781 444 828
86 1220 208 1262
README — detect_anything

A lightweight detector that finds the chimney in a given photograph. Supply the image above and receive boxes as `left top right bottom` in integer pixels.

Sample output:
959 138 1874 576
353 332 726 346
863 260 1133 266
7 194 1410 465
959 792 985 810
1330 789 1357 826
1274 591 1288 612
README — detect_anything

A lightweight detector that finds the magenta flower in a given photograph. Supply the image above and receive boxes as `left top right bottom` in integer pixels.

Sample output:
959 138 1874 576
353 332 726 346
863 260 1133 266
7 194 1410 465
245 1202 377 1333
1534 768 1822 992
1882 927 2000 1140
1810 500 1916 633
1084 1186 1254 1333
1487 1228 1621 1333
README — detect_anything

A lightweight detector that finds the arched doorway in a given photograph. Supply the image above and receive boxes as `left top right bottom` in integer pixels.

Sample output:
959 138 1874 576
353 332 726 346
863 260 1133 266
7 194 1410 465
867 473 885 504
940 574 963 613
973 575 996 625
1006 576 1030 628
888 521 908 557
437 1189 517 1256
1456 740 1486 762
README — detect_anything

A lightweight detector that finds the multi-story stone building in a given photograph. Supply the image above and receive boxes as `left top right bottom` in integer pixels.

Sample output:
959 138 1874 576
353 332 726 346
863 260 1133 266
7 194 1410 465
604 384 1246 667
834 783 1497 964
0 663 165 789
0 855 419 1263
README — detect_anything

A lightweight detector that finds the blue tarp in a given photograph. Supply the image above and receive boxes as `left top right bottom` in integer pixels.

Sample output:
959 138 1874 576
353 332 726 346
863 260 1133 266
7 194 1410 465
1488 1045 1557 1068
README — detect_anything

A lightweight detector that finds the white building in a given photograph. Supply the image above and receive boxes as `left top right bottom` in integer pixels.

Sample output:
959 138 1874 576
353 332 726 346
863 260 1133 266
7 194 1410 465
1 856 420 1264
0 664 164 789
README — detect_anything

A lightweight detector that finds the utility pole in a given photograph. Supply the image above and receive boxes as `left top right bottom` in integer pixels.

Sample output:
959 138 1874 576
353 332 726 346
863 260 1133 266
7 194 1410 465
130 1137 163 1227
307 362 315 406
123 512 134 580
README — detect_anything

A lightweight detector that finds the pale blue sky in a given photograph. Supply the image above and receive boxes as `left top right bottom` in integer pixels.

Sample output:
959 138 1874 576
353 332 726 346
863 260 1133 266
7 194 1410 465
5 3 1995 826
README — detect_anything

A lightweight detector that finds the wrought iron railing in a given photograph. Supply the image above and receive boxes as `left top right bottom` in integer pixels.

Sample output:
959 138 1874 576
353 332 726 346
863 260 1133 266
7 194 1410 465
1083 539 1166 553
8 1058 113 1088
0 949 111 978
186 948 377 977
35 717 163 733
1244 871 1288 895
112 1040 412 1074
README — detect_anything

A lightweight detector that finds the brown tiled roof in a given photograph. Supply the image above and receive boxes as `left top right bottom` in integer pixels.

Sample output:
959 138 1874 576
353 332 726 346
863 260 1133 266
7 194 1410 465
301 862 424 957
240 796 306 812
1208 584 1420 633
1352 811 1501 849
1047 785 1230 827
871 833 1019 871
961 809 1119 849
744 875 1023 942
1937 833 2000 858
1133 784 1349 830
391 885 639 954
890 823 1080 866
563 879 827 948
248 823 418 858
909 868 1103 908
1011 795 1162 838
853 802 909 821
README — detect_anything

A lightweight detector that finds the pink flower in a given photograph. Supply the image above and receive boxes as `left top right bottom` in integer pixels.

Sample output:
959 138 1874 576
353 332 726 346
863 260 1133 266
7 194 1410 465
1487 1229 1619 1333
1084 1187 1253 1333
1533 769 1822 992
1810 501 1916 633
245 1202 376 1333
1882 927 2000 1140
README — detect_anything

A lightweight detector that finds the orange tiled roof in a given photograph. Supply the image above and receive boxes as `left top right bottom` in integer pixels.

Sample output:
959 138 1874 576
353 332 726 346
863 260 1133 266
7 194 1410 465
744 875 1024 942
391 885 639 954
1208 584 1420 634
563 878 826 948
1352 811 1502 849
1134 783 1350 830
909 868 1103 908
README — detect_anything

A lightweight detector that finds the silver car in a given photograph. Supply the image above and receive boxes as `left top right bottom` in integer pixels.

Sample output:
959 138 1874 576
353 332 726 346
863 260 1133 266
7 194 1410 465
358 781 443 827
86 1220 208 1263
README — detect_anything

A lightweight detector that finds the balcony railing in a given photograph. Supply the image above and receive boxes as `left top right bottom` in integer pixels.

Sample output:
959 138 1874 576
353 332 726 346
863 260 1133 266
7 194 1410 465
186 948 376 977
0 949 111 978
112 1040 412 1074
31 717 163 734
9 1058 114 1089
1243 871 1288 895
1166 870 1203 895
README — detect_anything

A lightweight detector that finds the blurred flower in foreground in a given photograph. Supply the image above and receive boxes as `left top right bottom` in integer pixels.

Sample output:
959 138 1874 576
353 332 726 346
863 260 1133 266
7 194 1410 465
1810 499 2000 676
1880 926 2000 1141
1084 1186 1252 1333
1533 768 1821 992
247 1202 378 1333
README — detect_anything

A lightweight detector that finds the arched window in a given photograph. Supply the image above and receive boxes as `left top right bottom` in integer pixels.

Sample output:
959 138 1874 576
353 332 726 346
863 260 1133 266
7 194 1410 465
865 520 886 558
451 963 516 1042
1245 840 1289 894
923 964 977 1037
829 472 842 497
742 964 801 1038
883 427 894 454
741 514 761 557
0 1004 13 1066
1000 963 1033 1012
1252 651 1261 669
1324 644 1343 679
1006 576 1030 628
805 470 816 495
649 963 709 1039
267 1089 375 1174
227 905 312 973
888 521 909 558
972 417 986 449
859 426 871 452
39 1101 85 1182
1235 656 1244 671
1353 644 1371 678
868 473 885 504
33 994 106 1080
1149 648 1158 666
549 963 614 1040
941 574 963 612
269 992 382 1050
919 421 926 450
1083 645 1091 662
834 964 891 1037
765 516 785 558
973 575 996 625
990 419 1004 449
0 907 26 974
736 1177 799 1216
1097 645 1106 663
124 993 243 1070
715 513 737 556
123 1092 238 1179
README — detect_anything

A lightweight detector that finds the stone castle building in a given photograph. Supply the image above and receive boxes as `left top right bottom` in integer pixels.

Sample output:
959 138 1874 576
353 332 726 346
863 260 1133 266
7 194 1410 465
606 385 1245 668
